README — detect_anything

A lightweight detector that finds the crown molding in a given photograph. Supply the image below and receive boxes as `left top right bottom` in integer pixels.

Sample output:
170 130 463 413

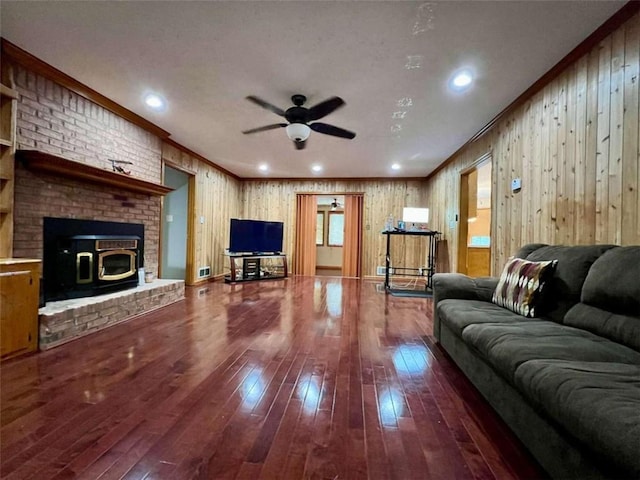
162 139 240 181
242 177 426 182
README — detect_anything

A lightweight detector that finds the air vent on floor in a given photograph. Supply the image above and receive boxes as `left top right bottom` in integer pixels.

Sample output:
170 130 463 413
198 266 211 279
376 266 393 276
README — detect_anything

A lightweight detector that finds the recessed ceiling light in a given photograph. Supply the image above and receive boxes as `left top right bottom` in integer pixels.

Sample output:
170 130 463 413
450 70 473 90
258 163 269 172
391 163 401 171
311 165 323 173
144 93 166 110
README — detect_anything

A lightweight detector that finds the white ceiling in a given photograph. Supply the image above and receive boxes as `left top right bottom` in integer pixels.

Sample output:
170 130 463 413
0 1 625 179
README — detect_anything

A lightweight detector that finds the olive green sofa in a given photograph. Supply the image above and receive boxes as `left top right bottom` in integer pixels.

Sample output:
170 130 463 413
433 244 640 479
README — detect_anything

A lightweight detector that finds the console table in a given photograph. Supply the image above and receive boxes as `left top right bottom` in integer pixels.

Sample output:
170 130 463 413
382 230 440 293
224 254 287 283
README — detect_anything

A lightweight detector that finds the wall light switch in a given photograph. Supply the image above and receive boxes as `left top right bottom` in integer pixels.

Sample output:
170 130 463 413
511 178 522 192
200 216 205 224
166 214 173 223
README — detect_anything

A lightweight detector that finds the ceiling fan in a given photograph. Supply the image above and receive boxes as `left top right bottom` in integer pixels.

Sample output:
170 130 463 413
330 198 343 211
242 94 356 150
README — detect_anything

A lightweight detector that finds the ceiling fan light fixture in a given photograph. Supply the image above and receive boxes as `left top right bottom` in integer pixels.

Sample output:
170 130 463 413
286 123 311 142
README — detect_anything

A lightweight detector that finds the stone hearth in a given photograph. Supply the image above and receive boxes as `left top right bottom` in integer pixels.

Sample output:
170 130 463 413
39 279 184 349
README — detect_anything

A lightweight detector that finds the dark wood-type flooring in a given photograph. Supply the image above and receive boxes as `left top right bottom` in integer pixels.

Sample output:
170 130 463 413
1 277 545 479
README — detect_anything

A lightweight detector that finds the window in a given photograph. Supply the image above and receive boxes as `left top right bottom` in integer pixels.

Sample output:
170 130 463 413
328 212 344 246
316 212 325 245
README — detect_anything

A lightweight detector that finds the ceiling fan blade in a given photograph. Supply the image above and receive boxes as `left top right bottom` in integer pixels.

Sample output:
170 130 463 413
294 139 307 150
245 96 286 117
242 123 288 134
310 122 356 139
307 97 345 121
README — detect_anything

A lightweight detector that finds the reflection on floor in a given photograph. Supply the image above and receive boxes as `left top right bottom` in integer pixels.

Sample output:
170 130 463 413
315 267 342 276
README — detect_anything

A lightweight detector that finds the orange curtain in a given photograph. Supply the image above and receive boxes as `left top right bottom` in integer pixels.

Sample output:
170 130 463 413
294 194 317 275
342 194 363 277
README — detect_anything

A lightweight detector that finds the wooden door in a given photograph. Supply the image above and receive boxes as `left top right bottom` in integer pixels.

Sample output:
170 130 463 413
458 154 492 276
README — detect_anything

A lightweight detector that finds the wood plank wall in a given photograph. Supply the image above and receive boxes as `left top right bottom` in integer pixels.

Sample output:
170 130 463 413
425 13 640 274
241 179 429 277
161 148 431 280
162 142 242 281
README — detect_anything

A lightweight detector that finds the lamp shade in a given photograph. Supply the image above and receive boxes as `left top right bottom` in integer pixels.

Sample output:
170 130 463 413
286 123 311 142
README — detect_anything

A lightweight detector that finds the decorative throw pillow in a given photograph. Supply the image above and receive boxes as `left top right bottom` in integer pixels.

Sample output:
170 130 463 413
492 257 558 318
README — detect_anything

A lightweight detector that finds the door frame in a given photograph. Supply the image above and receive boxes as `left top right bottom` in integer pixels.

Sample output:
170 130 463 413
160 161 197 284
294 191 364 277
457 152 492 274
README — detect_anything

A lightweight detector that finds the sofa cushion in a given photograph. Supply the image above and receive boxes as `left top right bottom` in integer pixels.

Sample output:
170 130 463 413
514 243 549 259
514 360 640 477
523 245 616 323
582 246 640 316
492 257 557 317
563 246 640 352
432 273 500 304
437 299 526 337
565 303 640 353
461 321 640 384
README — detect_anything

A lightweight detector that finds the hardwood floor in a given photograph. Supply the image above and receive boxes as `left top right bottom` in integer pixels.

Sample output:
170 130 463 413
0 277 545 479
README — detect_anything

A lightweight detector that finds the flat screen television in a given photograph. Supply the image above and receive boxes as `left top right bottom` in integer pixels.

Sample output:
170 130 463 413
229 219 284 254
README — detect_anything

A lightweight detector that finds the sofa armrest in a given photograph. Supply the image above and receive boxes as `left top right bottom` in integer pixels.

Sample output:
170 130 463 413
432 273 499 341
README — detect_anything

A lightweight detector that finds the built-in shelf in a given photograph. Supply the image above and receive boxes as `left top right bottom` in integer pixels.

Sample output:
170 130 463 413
0 84 18 100
16 150 173 196
0 80 17 258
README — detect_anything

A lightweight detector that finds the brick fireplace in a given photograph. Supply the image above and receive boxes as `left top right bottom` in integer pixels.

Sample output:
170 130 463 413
11 62 163 274
8 62 185 349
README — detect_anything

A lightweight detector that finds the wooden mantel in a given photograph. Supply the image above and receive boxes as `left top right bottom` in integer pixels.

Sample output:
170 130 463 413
16 150 173 196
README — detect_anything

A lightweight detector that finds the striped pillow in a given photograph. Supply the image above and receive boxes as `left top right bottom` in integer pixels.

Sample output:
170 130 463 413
492 257 558 317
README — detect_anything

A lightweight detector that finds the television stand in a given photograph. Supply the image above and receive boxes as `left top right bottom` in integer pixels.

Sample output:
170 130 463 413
224 253 288 283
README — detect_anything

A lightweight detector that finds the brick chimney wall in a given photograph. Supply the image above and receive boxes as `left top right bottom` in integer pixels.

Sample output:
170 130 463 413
11 64 163 275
